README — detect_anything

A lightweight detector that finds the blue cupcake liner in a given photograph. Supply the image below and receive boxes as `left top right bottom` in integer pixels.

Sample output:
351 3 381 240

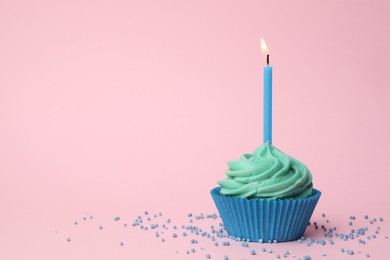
210 187 321 242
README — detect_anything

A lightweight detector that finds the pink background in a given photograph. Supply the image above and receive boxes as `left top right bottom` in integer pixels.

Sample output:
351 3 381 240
1 0 390 259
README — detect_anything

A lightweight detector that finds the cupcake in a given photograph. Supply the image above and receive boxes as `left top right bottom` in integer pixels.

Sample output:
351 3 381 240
210 142 321 242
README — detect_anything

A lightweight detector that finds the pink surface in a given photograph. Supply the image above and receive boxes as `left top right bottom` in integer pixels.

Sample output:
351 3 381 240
1 0 390 259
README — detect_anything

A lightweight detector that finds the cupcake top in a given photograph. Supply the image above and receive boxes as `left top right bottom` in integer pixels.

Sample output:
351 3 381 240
217 143 313 199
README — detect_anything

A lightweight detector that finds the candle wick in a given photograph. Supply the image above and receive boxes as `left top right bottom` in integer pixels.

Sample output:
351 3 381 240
267 54 269 66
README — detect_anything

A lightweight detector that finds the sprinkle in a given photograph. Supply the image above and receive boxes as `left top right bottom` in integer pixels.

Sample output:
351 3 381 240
74 221 78 225
322 252 326 256
90 216 93 219
250 249 256 255
273 240 278 243
341 248 345 252
379 217 384 221
66 237 71 242
113 216 120 221
349 222 353 226
370 220 374 224
83 217 86 221
191 248 195 252
147 217 151 221
241 242 249 247
120 241 124 246
364 215 369 219
173 225 177 229
167 218 171 223
98 225 103 230
223 256 228 260
214 242 218 246
268 249 273 253
365 253 370 257
322 213 326 217
182 232 187 237
205 253 211 259
259 238 263 243
186 250 189 254
261 247 266 252
161 238 165 242
172 233 177 238
144 211 148 215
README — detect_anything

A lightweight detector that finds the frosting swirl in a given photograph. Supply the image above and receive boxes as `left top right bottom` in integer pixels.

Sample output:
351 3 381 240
218 143 313 199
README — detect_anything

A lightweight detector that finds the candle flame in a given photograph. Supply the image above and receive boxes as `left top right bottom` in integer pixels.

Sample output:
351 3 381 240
260 38 269 54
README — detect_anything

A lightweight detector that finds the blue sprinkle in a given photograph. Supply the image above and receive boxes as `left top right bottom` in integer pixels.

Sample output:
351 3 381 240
373 218 377 222
191 248 195 252
372 234 376 238
268 249 272 253
250 249 256 255
241 242 249 247
364 215 369 219
214 242 218 246
303 256 311 260
365 253 370 257
379 217 384 221
167 218 171 223
259 238 263 243
273 240 278 243
187 213 192 217
173 225 177 229
276 254 280 259
298 239 302 243
98 225 103 230
321 252 326 256
161 238 165 242
155 232 159 237
341 248 345 252
223 256 228 260
370 220 374 224
261 248 266 252
113 216 120 221
172 233 177 238
349 222 353 226
144 211 148 215
66 237 71 242
147 217 151 221
205 253 211 259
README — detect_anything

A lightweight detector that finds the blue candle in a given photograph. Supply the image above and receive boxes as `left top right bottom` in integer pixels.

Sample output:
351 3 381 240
261 38 272 144
264 62 272 143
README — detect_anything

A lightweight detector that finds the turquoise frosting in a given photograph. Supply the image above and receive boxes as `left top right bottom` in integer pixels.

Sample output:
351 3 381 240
218 143 313 199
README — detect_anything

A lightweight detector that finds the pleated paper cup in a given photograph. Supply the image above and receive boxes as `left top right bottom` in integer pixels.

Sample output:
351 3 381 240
210 187 321 242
